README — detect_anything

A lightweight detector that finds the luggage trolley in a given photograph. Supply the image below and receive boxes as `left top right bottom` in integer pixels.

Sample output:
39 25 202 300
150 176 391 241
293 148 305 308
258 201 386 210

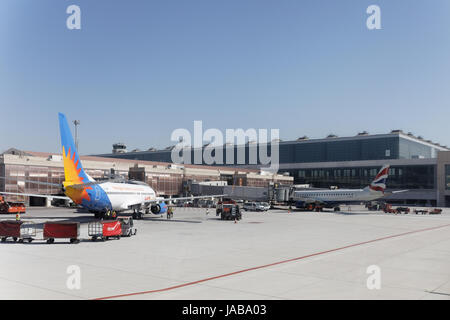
88 220 122 241
0 221 36 243
18 222 36 243
0 221 22 243
43 222 80 244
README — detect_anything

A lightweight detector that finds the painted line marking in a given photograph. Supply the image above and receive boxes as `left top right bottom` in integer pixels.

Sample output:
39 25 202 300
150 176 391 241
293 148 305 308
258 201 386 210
93 223 450 300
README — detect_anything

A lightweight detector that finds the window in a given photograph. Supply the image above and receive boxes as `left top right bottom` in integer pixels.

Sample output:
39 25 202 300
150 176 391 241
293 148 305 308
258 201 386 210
446 165 450 190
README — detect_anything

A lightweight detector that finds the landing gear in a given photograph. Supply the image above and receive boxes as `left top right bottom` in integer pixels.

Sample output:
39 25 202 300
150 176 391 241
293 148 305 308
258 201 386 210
132 210 143 220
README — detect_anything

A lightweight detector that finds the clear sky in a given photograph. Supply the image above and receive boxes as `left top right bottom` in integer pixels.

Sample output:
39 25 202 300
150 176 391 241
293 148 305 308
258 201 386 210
1 0 450 154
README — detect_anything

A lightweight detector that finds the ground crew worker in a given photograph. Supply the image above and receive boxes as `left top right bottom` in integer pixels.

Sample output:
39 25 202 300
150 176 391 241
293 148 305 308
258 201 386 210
167 206 173 219
206 208 209 215
16 213 21 221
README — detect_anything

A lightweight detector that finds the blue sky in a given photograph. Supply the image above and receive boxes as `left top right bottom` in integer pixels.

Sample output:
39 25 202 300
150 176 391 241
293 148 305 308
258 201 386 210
1 0 450 154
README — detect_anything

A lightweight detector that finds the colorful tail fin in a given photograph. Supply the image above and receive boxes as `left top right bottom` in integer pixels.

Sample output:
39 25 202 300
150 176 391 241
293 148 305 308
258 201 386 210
369 165 390 193
58 113 94 187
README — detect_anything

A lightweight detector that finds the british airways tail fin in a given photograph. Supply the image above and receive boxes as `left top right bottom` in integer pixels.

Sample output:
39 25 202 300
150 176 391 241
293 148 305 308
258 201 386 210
369 165 390 193
58 113 94 186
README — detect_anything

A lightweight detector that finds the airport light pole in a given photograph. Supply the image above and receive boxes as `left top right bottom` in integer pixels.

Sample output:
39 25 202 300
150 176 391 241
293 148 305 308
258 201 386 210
73 120 80 152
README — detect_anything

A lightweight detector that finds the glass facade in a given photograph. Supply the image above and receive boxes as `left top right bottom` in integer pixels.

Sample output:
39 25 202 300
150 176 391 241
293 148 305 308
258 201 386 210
99 135 442 165
280 165 435 190
445 165 450 190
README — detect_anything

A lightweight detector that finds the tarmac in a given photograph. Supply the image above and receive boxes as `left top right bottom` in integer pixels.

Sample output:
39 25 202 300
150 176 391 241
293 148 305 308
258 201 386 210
1 205 450 300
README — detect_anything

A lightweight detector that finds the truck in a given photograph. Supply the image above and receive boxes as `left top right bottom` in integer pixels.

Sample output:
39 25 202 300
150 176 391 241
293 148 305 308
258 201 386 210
0 196 26 214
216 198 237 215
220 204 242 221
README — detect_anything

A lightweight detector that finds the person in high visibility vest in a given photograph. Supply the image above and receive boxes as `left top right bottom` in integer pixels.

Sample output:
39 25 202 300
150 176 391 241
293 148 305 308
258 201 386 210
16 213 21 221
167 207 173 219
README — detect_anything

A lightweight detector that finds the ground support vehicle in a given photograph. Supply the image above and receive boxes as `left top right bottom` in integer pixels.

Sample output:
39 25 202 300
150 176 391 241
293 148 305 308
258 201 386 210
88 220 122 241
0 196 26 214
216 199 237 215
117 217 137 237
382 204 397 214
396 207 410 214
220 204 242 221
44 222 80 244
414 209 428 215
366 202 381 211
243 202 265 212
429 208 442 215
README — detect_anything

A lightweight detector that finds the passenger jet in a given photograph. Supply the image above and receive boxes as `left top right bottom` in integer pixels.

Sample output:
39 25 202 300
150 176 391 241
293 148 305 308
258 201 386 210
0 113 224 219
293 165 399 211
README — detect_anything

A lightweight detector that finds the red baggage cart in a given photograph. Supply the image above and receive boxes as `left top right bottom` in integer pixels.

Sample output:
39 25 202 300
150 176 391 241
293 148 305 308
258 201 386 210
43 222 80 244
0 220 22 242
88 220 122 241
0 221 37 243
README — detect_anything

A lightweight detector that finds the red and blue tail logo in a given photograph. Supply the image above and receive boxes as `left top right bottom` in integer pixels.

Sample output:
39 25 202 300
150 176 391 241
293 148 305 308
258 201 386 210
369 165 390 193
59 113 94 204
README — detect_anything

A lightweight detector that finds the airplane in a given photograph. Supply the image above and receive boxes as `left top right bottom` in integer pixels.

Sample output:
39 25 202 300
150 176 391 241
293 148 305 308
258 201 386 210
0 113 225 219
292 165 403 211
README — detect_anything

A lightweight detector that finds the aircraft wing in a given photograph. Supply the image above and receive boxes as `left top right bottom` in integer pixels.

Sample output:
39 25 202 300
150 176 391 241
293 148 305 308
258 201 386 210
0 191 70 200
0 176 61 188
145 194 227 205
385 190 409 195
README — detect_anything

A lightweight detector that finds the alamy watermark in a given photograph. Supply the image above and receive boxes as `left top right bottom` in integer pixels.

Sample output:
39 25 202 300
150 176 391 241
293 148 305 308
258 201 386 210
170 121 280 173
66 5 81 30
66 265 81 290
367 5 381 30
366 265 381 290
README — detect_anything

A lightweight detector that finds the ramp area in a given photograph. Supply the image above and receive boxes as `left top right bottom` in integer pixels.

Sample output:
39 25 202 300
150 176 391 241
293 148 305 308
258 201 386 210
0 206 449 300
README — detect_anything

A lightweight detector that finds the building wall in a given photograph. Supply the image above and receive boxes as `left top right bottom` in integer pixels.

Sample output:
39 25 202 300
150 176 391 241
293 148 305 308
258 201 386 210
0 153 292 202
436 151 450 207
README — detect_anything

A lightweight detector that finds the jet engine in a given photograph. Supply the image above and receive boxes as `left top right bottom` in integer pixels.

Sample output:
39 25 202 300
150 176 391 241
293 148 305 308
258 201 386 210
151 202 168 214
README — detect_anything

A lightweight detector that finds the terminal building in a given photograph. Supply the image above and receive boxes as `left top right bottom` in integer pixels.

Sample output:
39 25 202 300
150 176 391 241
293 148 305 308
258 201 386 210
0 149 293 205
95 130 450 207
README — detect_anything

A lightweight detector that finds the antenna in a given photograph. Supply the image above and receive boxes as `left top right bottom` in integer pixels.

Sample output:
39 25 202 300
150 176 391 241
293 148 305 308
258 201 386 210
73 120 80 151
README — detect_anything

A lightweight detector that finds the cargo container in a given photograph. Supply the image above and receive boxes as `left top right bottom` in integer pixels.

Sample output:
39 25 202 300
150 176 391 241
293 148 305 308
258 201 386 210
43 222 80 244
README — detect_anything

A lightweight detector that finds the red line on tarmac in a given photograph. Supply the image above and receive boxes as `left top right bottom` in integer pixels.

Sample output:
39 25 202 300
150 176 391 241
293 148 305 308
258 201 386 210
93 223 450 300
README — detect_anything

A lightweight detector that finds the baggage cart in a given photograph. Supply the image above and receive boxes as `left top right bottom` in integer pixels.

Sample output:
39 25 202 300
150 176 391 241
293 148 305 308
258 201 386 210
88 220 122 241
18 222 36 243
43 222 80 244
430 208 442 215
0 220 22 242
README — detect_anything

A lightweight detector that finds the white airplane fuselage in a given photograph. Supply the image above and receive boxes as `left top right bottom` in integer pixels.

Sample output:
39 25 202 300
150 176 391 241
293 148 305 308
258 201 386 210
293 188 383 205
99 182 157 211
68 180 161 213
